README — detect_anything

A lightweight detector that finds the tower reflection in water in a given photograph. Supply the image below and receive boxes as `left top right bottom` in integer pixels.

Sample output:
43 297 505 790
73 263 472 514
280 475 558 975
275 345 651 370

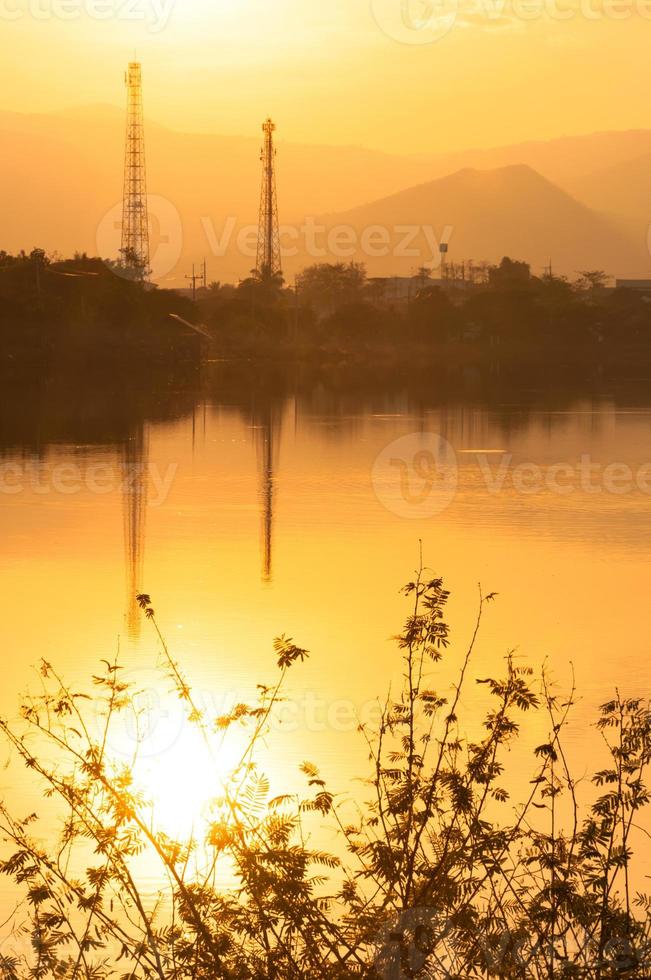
253 401 281 584
122 424 148 641
120 396 283 642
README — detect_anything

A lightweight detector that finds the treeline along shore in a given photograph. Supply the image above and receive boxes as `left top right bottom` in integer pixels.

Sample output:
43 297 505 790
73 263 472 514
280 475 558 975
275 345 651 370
4 250 651 373
198 259 651 369
0 251 198 366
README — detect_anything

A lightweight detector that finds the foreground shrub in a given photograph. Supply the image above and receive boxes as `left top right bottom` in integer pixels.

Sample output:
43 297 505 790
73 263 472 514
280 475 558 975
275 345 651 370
0 570 650 978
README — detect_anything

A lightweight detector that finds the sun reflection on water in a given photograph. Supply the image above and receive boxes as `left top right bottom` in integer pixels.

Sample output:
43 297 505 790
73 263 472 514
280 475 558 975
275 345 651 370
103 666 248 844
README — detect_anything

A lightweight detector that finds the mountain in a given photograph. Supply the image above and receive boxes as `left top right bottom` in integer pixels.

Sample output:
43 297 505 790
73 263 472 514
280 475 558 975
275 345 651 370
1 106 650 282
567 152 651 252
418 130 651 188
310 165 646 278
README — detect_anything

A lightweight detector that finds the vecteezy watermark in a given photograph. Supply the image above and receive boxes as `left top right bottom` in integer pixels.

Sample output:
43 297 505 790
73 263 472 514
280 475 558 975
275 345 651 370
372 433 459 520
467 0 651 24
371 907 646 977
371 0 651 45
97 681 385 761
201 216 454 266
98 209 452 280
0 460 178 506
371 0 459 44
97 195 183 281
95 667 188 761
372 434 651 520
374 906 453 978
475 452 651 497
0 0 174 30
0 0 175 31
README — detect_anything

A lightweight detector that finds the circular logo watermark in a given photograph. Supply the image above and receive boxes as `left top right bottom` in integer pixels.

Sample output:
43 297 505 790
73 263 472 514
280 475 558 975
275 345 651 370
92 667 186 761
372 432 458 519
374 907 451 978
371 0 459 44
96 194 183 281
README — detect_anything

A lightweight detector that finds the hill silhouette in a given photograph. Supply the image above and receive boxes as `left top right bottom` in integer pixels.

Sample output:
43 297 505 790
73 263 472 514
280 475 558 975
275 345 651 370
313 165 645 278
421 128 651 186
1 107 650 281
567 151 651 252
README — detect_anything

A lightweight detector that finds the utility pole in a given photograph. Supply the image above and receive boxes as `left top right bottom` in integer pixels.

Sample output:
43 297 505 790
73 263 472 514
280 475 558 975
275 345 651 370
440 242 448 283
256 119 282 281
121 62 150 281
185 260 207 302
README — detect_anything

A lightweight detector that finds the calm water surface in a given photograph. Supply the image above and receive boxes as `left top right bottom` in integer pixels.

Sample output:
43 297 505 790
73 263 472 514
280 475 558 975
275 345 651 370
1 366 650 864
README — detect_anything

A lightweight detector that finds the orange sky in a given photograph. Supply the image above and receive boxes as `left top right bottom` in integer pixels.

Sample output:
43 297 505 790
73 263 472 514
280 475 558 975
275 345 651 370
0 0 649 152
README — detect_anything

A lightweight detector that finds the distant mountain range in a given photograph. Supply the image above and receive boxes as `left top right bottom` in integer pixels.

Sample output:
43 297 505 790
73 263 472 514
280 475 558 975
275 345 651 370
1 105 650 282
314 165 647 278
421 129 651 187
566 152 651 241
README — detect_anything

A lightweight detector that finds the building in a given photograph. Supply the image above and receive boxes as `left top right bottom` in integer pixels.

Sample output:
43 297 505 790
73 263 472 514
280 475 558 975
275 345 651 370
368 276 425 305
368 274 475 307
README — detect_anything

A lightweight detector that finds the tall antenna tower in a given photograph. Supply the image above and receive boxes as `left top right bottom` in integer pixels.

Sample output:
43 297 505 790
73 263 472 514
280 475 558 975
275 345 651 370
256 118 282 280
121 62 150 280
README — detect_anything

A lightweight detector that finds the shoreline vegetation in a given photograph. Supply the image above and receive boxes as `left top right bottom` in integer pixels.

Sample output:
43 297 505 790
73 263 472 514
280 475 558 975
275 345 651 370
0 252 198 365
3 251 651 371
1 576 650 977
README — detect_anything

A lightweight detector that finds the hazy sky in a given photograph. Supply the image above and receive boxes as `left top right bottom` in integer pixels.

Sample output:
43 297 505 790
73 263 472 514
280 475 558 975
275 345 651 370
1 0 649 152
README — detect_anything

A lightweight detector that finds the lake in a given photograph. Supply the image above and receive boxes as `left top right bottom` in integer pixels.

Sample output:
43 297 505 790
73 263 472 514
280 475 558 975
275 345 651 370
1 359 650 853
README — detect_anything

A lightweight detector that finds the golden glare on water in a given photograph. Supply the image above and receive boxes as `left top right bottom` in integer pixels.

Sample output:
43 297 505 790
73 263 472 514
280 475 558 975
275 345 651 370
104 670 247 841
134 730 218 841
